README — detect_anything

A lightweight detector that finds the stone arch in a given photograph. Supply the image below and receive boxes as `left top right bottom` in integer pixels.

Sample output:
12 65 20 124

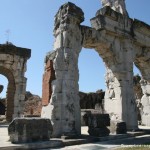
134 48 150 82
0 43 31 122
0 67 15 121
134 47 150 126
82 23 138 129
42 2 150 137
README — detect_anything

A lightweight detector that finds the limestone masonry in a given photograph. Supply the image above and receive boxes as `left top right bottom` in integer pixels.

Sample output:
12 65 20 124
0 43 31 121
40 1 150 137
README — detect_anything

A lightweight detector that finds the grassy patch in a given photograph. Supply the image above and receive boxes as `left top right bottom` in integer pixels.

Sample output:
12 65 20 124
116 145 150 150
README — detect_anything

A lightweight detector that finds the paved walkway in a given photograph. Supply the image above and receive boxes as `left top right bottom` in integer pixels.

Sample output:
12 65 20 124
50 134 150 150
1 125 150 150
0 124 10 147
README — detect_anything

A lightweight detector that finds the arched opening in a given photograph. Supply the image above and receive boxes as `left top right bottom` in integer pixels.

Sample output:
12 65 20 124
0 75 8 98
78 48 106 134
0 67 15 122
133 63 143 125
0 75 8 122
134 55 150 126
133 64 141 76
79 49 105 93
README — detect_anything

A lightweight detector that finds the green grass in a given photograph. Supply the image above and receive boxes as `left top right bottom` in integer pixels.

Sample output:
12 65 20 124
116 145 150 150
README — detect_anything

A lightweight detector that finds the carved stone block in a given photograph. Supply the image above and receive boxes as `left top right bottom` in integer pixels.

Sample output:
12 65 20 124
109 121 127 134
8 118 53 143
87 113 110 137
88 127 110 137
88 114 110 128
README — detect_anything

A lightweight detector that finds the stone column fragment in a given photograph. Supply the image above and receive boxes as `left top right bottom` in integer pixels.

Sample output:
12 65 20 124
104 40 138 130
41 2 84 138
100 0 129 16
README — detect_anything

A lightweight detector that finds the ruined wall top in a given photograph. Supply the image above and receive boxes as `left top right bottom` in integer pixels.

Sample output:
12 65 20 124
54 2 84 31
100 0 128 16
0 43 31 59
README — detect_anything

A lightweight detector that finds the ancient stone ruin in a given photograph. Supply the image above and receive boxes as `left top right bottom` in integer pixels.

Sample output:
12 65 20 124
0 42 31 122
41 1 150 137
8 118 53 143
101 0 128 16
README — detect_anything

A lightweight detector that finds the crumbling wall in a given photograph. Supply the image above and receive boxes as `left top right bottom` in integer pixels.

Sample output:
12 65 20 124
133 75 143 124
80 90 105 112
24 91 42 116
42 58 55 106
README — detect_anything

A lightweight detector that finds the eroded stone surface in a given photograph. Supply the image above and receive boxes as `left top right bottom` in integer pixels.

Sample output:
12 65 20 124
0 43 31 121
81 109 104 126
100 0 128 16
8 118 53 143
42 59 55 106
133 75 143 124
88 114 110 137
42 1 150 137
41 2 84 138
80 90 105 112
109 121 127 134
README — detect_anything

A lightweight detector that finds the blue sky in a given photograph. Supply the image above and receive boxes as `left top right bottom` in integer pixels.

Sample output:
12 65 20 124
0 0 150 98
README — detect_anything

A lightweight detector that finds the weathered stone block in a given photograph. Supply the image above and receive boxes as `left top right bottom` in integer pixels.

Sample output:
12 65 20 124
88 114 110 128
81 109 103 126
141 115 150 126
8 118 53 143
0 44 31 122
87 113 110 137
88 127 110 137
81 110 91 126
109 121 127 134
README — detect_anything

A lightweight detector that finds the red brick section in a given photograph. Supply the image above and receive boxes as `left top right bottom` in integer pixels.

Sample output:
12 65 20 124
42 60 56 106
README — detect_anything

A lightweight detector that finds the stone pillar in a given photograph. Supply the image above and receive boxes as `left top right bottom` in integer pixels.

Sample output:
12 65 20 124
41 2 84 137
104 40 138 130
100 0 128 16
13 76 27 118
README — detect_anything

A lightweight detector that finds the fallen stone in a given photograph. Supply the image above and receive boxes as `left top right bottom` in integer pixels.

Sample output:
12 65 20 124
88 114 110 128
109 121 127 134
87 113 110 137
81 109 104 126
88 127 110 137
8 118 53 143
